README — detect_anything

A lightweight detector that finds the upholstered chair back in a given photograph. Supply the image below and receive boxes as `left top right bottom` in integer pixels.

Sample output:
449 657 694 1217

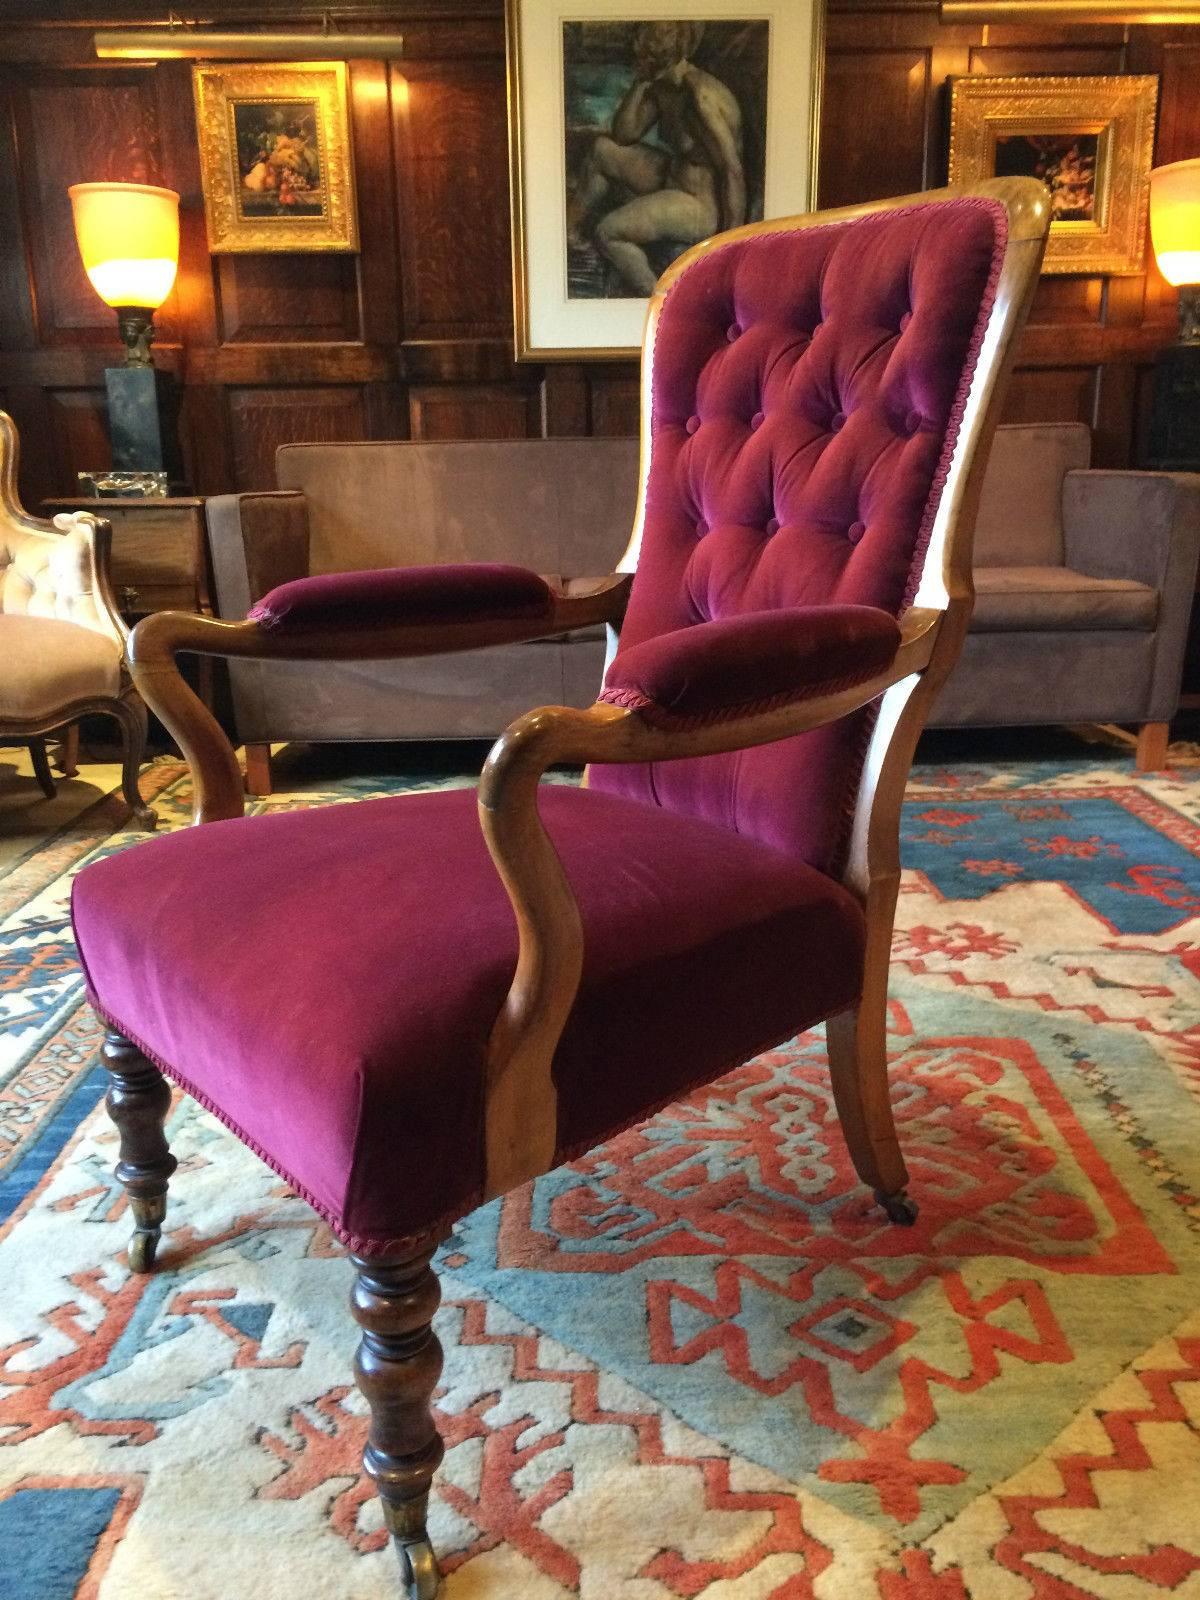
590 197 1009 876
0 415 116 639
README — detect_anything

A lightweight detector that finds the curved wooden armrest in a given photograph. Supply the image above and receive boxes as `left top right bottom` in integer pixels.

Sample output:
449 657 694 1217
128 572 634 826
474 606 942 1198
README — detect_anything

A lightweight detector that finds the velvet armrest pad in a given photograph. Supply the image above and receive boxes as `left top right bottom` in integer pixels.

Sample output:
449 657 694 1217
248 563 555 632
599 605 902 728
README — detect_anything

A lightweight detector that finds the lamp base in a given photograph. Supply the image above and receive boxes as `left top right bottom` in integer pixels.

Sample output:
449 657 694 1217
105 363 184 480
1144 341 1200 471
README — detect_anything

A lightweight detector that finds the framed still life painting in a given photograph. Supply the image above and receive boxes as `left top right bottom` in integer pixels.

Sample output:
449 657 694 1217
192 61 359 253
506 0 824 360
947 75 1158 276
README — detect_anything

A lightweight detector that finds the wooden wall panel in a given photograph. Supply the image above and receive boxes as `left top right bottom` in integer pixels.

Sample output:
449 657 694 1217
819 49 931 208
226 385 368 489
11 70 172 343
408 383 538 440
217 255 361 344
46 387 110 485
392 57 513 339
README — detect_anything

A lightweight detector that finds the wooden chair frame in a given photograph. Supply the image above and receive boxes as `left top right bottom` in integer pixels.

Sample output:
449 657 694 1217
0 414 155 830
94 179 1049 1599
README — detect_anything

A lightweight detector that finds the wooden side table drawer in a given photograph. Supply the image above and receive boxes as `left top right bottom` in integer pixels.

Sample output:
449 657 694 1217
43 497 212 621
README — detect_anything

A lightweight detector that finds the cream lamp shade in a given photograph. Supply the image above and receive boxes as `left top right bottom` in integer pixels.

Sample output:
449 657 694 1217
1149 158 1200 288
68 181 180 310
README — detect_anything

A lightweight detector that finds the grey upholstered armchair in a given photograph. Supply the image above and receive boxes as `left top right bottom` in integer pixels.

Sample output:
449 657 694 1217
0 412 155 828
930 422 1200 768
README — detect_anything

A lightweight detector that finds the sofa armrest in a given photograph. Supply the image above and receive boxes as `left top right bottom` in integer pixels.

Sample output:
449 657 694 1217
1063 469 1200 718
1063 469 1200 588
205 491 310 621
599 605 901 729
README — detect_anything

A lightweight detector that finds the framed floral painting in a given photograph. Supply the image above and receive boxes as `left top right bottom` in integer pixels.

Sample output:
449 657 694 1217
947 75 1158 275
506 0 824 360
192 61 359 253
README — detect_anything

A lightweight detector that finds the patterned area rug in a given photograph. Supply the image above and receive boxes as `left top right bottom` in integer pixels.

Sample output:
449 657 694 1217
2 755 1199 1599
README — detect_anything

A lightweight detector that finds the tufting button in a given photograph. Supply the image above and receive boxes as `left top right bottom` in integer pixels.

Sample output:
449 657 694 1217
750 410 765 431
685 414 701 435
765 516 781 536
726 321 741 342
905 409 922 435
899 311 912 332
848 520 866 544
830 410 846 432
695 519 708 536
812 321 823 335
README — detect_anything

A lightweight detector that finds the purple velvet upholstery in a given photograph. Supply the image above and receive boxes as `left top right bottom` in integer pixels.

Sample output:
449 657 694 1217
591 198 1007 873
600 605 900 728
248 563 553 631
71 786 866 1252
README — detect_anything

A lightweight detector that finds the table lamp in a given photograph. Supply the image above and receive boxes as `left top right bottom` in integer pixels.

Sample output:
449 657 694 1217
1146 157 1200 470
68 180 184 493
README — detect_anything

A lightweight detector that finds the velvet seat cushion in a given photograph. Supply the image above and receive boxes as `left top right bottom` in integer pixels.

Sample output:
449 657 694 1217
248 563 553 632
971 566 1157 632
0 614 121 719
71 786 866 1253
600 604 900 727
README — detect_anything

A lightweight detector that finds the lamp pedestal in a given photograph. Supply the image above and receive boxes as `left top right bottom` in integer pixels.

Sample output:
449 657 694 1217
104 363 183 480
1145 288 1200 472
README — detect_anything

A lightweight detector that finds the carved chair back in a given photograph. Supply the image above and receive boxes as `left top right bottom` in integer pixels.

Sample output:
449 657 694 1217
0 412 119 641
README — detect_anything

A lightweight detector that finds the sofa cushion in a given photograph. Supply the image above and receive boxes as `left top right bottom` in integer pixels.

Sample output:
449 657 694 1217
71 785 866 1253
0 613 121 719
971 566 1158 632
248 563 553 632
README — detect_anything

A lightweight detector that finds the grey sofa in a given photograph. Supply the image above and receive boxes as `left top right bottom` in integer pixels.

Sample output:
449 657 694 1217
930 423 1200 768
205 438 639 793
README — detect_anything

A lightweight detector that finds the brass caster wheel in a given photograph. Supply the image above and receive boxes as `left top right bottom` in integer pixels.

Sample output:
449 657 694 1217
397 1536 440 1600
127 1228 160 1273
875 1189 919 1227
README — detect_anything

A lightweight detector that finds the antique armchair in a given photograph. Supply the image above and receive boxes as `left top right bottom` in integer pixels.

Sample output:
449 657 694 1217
69 179 1049 1598
0 411 155 829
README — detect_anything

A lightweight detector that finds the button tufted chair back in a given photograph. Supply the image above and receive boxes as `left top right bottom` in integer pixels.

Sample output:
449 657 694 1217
590 193 1010 876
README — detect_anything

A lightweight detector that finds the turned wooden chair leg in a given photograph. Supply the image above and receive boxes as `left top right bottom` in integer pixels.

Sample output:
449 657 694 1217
56 721 80 778
27 738 56 799
101 1031 178 1272
826 1000 917 1225
1135 720 1169 773
243 742 273 796
110 695 157 832
351 1246 445 1600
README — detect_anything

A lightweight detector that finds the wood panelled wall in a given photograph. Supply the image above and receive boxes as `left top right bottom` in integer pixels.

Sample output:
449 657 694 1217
1 1 1199 514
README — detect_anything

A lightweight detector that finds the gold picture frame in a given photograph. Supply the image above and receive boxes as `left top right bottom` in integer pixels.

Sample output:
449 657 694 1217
507 0 825 361
947 75 1158 276
192 61 359 253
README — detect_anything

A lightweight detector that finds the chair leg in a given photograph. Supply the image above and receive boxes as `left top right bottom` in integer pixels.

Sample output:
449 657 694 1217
101 1031 178 1273
826 1003 917 1225
56 722 80 778
351 1246 445 1600
243 742 273 796
1135 721 1169 773
27 738 56 799
110 695 157 831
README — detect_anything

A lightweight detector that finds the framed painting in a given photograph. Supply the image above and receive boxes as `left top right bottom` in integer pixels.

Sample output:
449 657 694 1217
506 0 824 360
192 61 359 253
947 75 1158 276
